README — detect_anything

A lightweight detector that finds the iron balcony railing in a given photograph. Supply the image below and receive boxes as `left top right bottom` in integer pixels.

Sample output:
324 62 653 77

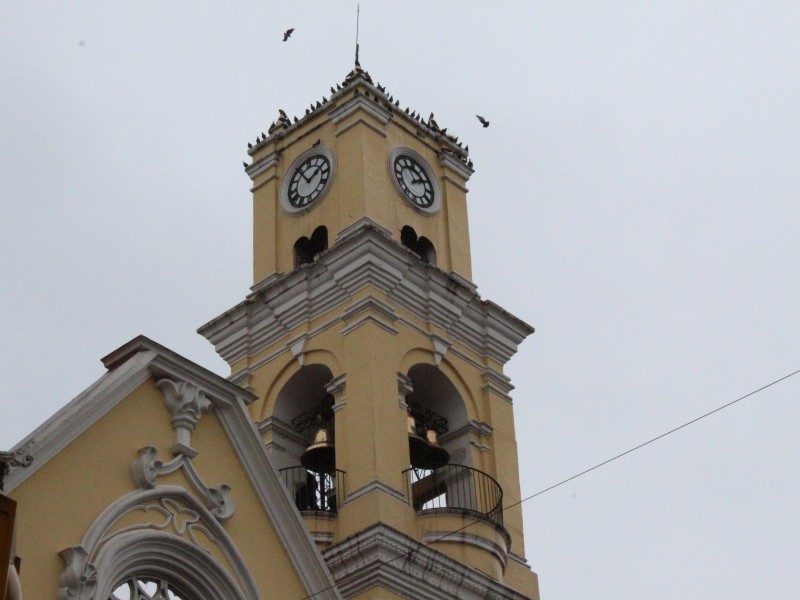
403 463 504 527
279 466 345 514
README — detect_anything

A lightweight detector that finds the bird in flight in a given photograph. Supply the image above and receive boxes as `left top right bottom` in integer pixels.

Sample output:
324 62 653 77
283 28 294 41
476 115 490 128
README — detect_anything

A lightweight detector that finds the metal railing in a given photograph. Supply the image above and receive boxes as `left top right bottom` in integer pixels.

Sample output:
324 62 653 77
403 464 504 527
279 466 345 514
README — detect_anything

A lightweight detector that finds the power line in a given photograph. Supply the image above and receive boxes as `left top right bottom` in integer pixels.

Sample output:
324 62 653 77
299 367 800 599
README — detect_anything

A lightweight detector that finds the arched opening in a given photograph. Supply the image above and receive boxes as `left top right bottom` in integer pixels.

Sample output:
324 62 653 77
400 226 436 266
294 226 328 268
405 364 469 466
271 365 341 513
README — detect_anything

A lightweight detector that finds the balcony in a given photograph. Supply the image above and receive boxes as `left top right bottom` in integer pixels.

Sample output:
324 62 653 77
403 464 503 527
280 466 345 514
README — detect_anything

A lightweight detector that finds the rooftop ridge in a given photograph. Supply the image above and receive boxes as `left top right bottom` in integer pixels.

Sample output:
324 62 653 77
245 66 472 169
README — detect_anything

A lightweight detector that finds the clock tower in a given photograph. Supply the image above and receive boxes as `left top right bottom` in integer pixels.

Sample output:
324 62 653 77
200 64 540 599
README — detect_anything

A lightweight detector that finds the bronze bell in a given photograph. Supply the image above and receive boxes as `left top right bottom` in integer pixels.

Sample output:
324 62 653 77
423 428 450 468
408 415 430 468
301 425 336 472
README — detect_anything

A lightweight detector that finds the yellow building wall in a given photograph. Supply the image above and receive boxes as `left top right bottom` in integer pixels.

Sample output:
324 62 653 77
250 89 472 285
10 379 308 599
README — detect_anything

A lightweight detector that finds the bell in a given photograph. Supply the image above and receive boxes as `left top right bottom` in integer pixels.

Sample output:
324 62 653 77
408 415 430 468
301 425 336 472
423 429 450 468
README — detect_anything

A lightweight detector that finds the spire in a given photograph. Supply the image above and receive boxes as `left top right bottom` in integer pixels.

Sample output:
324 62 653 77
354 4 361 67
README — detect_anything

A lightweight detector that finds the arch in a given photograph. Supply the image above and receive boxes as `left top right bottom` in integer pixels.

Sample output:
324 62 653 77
400 225 436 266
58 486 260 600
259 349 341 422
268 364 336 473
406 363 471 466
294 225 328 268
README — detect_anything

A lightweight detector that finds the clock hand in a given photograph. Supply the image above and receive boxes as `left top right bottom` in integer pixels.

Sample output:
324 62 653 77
302 167 319 183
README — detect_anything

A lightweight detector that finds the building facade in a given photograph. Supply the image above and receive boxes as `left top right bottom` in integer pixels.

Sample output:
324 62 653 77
5 64 539 600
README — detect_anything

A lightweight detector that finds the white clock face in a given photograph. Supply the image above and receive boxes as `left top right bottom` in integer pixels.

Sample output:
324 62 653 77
280 147 336 213
393 154 435 208
288 154 331 208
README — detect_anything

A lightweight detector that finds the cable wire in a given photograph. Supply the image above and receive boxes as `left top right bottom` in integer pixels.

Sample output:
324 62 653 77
299 367 800 599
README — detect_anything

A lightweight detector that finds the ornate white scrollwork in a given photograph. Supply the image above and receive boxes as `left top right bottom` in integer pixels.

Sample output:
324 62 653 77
58 488 260 600
57 546 97 600
128 377 234 521
156 379 211 448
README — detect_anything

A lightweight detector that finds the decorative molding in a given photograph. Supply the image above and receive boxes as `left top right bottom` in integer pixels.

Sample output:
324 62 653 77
341 295 399 337
431 334 450 366
130 446 235 522
482 368 515 403
421 529 509 569
245 150 279 180
323 523 534 600
324 373 346 398
343 480 407 505
57 487 261 600
288 335 307 367
328 94 392 128
200 221 534 372
156 378 212 447
397 372 413 411
439 151 474 183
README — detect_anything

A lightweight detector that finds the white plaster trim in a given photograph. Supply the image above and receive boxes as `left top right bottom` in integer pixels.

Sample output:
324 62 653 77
343 480 407 505
509 552 532 569
288 335 307 366
200 223 534 371
439 151 474 182
340 314 399 337
57 486 261 600
324 373 346 398
213 395 343 599
257 416 308 449
328 94 391 126
432 334 450 366
333 116 388 139
250 171 279 193
421 529 509 569
442 173 470 193
323 523 535 600
245 150 279 180
7 336 341 599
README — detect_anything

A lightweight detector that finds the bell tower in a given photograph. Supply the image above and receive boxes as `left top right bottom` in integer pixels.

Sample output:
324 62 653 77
200 64 540 599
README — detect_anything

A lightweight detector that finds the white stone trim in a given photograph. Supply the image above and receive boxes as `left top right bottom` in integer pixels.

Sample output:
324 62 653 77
245 150 279 180
6 337 342 600
343 480 407 505
200 221 534 372
57 487 261 600
328 94 391 127
421 529 509 569
6 337 257 491
323 523 534 600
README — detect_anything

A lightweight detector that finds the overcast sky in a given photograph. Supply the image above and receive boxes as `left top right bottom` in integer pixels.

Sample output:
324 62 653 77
1 2 798 599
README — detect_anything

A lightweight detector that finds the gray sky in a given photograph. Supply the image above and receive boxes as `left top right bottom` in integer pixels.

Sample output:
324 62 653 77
2 2 798 598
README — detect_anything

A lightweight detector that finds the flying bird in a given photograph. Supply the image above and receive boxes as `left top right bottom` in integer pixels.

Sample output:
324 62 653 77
283 28 294 42
476 114 490 128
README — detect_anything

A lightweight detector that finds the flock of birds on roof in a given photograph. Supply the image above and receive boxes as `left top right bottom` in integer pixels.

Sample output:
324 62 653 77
244 28 490 169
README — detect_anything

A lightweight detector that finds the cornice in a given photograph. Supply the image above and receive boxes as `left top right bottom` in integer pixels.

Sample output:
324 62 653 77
200 220 534 370
323 523 534 600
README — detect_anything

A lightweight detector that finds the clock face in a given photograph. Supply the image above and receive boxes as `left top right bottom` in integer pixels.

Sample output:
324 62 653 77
393 154 435 208
287 154 332 208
